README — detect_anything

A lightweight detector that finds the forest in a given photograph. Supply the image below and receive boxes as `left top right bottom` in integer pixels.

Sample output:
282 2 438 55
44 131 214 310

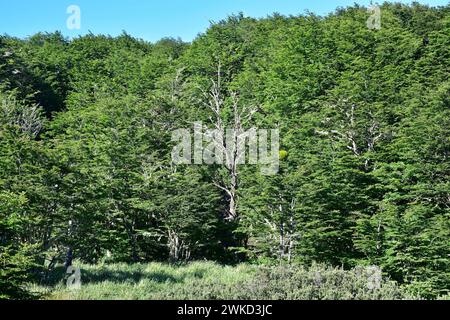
0 2 449 300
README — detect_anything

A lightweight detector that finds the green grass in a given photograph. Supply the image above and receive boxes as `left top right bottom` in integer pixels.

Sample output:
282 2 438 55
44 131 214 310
31 262 419 300
32 261 255 300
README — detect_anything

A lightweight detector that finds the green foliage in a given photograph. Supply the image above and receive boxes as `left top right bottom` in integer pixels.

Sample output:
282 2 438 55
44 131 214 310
0 244 39 300
0 3 448 299
0 191 40 299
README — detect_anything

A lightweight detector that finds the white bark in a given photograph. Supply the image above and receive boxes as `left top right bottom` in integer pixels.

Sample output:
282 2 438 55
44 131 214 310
202 64 258 221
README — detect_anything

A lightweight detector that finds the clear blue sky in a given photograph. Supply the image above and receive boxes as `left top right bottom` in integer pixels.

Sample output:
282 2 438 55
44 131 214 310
0 0 447 42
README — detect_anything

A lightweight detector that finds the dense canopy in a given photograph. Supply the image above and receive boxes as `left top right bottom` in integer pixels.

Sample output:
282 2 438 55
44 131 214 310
0 2 449 299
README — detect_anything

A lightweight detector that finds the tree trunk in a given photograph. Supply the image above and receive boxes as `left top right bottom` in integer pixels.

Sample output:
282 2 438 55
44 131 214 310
64 248 73 268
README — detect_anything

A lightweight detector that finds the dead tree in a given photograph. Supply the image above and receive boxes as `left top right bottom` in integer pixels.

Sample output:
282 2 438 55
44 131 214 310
264 196 298 263
167 229 193 262
201 64 258 221
1 95 44 138
316 100 383 169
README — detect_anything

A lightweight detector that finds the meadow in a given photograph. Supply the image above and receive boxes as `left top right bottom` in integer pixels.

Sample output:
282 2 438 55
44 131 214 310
32 262 424 300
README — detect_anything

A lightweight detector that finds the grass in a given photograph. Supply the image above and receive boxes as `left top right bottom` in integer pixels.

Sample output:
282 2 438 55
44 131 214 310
30 261 419 300
32 261 256 300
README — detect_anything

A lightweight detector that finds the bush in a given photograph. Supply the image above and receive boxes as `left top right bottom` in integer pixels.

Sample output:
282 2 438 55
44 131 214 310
239 264 413 300
156 264 411 300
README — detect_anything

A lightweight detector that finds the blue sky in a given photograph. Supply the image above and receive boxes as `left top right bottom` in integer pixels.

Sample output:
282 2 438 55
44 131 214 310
0 0 447 42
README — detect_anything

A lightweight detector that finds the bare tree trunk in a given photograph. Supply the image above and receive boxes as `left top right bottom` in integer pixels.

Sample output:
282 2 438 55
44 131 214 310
204 63 258 221
315 101 383 169
228 162 238 220
167 229 191 262
279 221 285 263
